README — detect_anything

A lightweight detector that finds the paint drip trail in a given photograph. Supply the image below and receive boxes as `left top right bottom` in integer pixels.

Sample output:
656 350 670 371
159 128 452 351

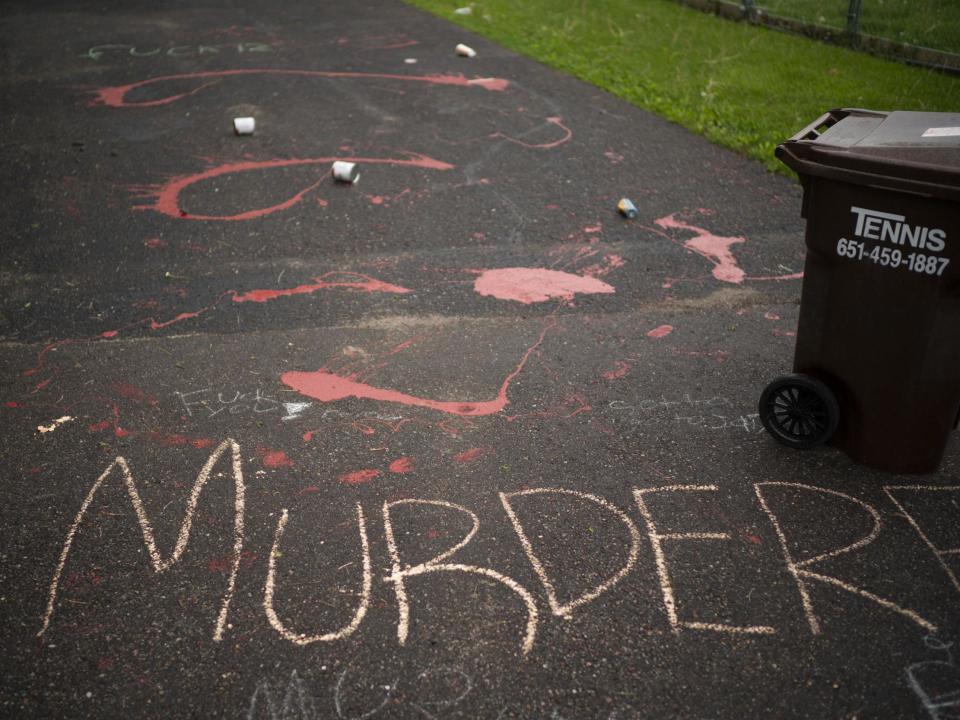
281 319 557 416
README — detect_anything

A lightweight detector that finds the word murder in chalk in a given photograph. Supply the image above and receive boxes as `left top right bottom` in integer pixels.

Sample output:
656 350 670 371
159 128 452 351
82 42 275 61
39 441 960 657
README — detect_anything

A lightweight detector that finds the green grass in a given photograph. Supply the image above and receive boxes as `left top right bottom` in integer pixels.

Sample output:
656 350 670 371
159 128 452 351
406 0 960 174
759 0 960 52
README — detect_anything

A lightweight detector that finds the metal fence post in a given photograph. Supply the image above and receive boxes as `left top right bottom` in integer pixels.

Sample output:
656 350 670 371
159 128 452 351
847 0 863 46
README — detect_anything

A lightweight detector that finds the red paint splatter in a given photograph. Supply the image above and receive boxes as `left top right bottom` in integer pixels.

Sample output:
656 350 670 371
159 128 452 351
389 457 415 473
233 271 411 303
453 447 487 463
257 448 293 468
339 469 381 485
474 268 614 304
97 657 115 671
89 420 111 432
298 485 320 496
148 311 202 330
208 550 256 574
144 237 167 249
580 254 625 279
654 214 747 284
647 325 673 339
89 69 510 108
282 319 555 416
492 117 572 149
113 381 158 406
4 401 18 408
602 361 630 380
746 534 763 545
132 154 454 222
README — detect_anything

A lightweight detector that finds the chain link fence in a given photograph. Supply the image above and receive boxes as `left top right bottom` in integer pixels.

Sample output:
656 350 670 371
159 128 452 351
676 0 960 73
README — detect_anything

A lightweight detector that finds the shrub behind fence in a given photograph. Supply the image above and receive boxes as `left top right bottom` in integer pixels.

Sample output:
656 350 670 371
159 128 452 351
676 0 960 72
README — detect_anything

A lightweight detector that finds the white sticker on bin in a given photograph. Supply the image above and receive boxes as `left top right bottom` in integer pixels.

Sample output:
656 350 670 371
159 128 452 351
922 127 960 138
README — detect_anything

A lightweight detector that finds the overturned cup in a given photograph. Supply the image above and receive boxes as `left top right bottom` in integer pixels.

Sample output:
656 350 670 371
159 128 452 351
617 198 638 219
332 161 360 184
233 117 255 135
455 43 477 58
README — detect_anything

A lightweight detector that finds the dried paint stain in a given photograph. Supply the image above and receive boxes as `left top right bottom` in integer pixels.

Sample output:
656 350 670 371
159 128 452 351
474 268 614 304
339 469 381 485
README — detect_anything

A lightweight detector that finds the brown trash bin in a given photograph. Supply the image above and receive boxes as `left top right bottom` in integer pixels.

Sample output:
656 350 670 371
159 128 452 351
760 108 960 473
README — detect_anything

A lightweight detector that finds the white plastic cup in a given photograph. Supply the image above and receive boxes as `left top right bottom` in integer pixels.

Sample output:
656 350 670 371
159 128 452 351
332 161 360 184
455 43 477 58
233 117 255 135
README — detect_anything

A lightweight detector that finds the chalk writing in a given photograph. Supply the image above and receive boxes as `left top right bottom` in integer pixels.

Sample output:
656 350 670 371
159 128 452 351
633 485 775 635
83 42 275 61
884 486 960 597
754 482 937 634
906 636 960 720
249 665 481 720
607 397 762 433
674 413 764 433
383 498 539 655
39 439 245 641
175 388 311 420
499 488 640 619
263 504 371 644
40 445 958 656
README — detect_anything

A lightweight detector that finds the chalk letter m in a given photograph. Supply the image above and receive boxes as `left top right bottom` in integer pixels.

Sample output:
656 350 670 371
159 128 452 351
38 439 246 641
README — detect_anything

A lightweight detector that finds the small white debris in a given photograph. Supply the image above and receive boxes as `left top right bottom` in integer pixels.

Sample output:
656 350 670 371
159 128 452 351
455 43 477 58
454 6 473 15
38 416 73 434
404 58 418 64
332 161 360 184
233 117 256 135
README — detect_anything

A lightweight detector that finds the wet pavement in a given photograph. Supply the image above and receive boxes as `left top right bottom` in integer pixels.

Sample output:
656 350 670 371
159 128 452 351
1 1 958 718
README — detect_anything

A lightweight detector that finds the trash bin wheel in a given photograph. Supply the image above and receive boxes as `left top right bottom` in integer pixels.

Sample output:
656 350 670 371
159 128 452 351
759 374 839 450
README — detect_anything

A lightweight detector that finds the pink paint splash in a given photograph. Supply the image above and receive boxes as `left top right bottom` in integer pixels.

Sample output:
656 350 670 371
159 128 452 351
601 361 630 380
282 319 556 416
133 154 454 222
389 457 415 473
89 69 510 108
257 448 294 468
339 469 381 485
473 268 614 304
492 117 572 149
647 325 673 339
233 271 411 303
453 447 487 463
654 214 747 284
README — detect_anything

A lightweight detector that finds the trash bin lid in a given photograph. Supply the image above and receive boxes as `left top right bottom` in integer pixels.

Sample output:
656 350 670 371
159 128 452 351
776 108 960 202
